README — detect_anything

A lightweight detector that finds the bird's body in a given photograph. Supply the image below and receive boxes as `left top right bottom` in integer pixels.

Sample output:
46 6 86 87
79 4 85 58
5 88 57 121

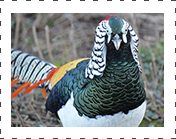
58 93 146 127
11 15 146 127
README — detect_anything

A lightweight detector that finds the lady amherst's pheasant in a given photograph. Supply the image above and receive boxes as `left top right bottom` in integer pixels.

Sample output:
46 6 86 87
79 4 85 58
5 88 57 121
11 15 146 127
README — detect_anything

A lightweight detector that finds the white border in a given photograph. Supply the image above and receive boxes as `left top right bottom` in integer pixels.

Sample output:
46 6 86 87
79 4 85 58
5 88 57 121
0 0 174 139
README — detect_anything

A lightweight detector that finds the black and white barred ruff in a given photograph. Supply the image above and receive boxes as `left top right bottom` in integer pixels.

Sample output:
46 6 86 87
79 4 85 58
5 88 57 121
85 18 141 80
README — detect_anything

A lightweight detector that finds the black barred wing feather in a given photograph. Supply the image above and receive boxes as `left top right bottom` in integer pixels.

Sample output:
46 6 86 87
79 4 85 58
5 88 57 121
11 48 56 90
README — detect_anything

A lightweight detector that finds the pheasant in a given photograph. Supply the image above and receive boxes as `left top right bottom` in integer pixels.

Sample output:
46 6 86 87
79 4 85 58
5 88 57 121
11 15 146 127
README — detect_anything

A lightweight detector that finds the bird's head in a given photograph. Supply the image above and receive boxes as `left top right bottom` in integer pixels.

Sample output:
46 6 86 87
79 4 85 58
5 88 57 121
85 15 141 79
105 15 128 50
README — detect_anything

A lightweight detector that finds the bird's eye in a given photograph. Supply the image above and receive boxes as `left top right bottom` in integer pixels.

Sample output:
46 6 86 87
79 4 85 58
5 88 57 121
106 25 112 35
125 28 128 33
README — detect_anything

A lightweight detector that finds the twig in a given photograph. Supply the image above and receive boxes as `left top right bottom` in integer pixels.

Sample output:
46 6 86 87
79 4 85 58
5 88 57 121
11 118 34 127
159 61 164 109
13 13 22 49
33 13 42 29
45 25 54 63
68 14 78 59
11 102 25 126
32 25 44 59
138 53 151 89
25 95 46 127
144 115 152 122
21 14 27 52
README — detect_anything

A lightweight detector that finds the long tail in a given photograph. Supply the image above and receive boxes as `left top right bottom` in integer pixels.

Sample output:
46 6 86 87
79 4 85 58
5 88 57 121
11 48 59 99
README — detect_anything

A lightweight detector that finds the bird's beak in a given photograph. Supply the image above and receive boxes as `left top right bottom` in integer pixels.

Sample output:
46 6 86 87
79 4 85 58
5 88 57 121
111 34 122 50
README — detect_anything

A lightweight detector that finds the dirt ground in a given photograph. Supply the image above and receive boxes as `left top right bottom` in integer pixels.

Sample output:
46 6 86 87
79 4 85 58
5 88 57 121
11 13 164 127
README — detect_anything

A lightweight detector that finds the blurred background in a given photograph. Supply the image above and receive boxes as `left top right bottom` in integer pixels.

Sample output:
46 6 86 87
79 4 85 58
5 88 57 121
11 13 164 127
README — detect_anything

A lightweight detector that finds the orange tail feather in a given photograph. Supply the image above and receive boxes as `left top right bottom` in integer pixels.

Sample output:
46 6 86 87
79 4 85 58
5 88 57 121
11 68 60 99
11 82 31 99
47 67 60 78
24 67 60 95
11 78 18 87
23 79 46 95
40 88 47 98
